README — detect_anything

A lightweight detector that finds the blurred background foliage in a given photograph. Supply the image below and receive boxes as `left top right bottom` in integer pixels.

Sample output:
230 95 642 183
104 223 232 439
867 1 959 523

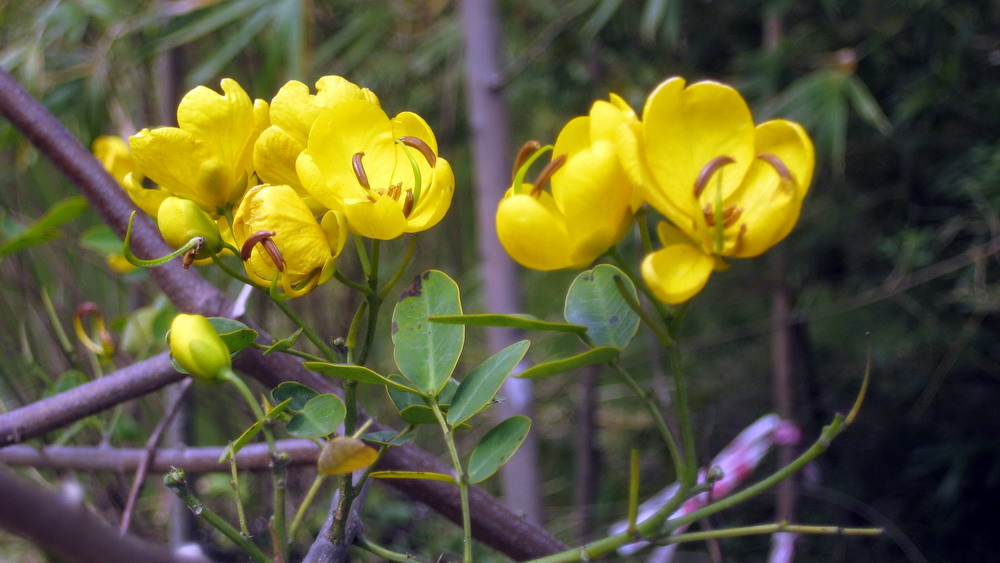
1 0 999 561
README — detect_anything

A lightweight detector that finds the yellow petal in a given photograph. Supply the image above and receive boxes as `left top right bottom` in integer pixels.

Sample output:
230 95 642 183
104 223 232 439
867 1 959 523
641 77 755 215
343 196 408 240
129 127 206 204
176 79 255 187
303 100 396 209
92 136 133 185
122 172 169 217
392 111 438 155
496 190 576 271
320 210 349 257
254 125 305 189
725 120 815 257
641 242 716 304
270 76 378 147
589 96 636 144
552 116 591 162
404 157 455 233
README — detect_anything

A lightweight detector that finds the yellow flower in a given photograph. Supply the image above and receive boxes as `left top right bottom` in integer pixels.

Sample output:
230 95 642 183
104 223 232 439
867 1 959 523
620 77 815 303
169 313 231 384
296 99 455 240
233 184 347 297
496 94 638 270
254 76 378 210
129 79 267 215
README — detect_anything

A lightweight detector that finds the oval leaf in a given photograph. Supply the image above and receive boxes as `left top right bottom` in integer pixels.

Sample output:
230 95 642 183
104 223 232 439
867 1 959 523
370 471 456 484
207 317 258 355
317 437 378 476
448 340 530 427
564 264 640 349
430 314 586 335
468 415 532 484
392 270 465 396
286 394 346 438
305 362 421 393
271 381 318 412
517 346 620 379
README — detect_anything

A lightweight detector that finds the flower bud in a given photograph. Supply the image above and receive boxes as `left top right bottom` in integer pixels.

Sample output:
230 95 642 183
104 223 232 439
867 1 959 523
168 314 231 384
157 197 222 255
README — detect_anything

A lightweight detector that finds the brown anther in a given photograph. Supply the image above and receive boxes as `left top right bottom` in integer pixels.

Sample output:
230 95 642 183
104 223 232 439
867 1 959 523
702 205 743 228
182 237 205 269
261 238 286 272
529 154 567 197
241 231 276 261
757 153 794 183
352 152 371 189
388 183 402 200
402 189 415 218
694 156 736 198
398 136 437 167
512 140 543 181
732 224 748 254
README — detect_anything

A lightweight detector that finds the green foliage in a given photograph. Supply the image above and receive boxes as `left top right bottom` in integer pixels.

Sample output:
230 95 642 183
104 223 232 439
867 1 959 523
564 264 640 349
467 415 532 484
286 394 346 439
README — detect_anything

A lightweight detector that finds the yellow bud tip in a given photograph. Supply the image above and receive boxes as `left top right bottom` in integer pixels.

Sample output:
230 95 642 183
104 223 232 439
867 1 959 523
530 154 567 197
398 136 437 167
512 140 543 181
352 152 370 189
694 155 737 198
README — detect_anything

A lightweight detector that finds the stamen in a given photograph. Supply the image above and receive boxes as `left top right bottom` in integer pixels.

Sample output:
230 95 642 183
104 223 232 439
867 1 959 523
512 140 542 181
398 136 437 167
757 153 793 183
352 152 371 189
261 238 286 271
402 189 415 218
388 183 402 200
694 156 736 198
702 205 743 228
530 154 568 197
241 231 276 261
732 224 748 255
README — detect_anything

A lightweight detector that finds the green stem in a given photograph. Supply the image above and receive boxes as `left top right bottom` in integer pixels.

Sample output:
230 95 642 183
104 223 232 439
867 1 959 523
611 275 673 347
270 295 338 361
211 252 253 285
608 360 684 481
356 535 429 562
667 344 698 487
271 451 289 563
335 270 372 295
525 415 850 563
229 450 250 536
654 522 883 545
164 468 270 563
378 235 418 300
251 342 326 363
289 475 326 540
636 207 653 255
430 402 472 562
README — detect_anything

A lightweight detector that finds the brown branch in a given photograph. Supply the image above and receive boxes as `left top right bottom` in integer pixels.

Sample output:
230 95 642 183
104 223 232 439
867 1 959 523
0 439 321 473
0 66 566 559
0 465 212 563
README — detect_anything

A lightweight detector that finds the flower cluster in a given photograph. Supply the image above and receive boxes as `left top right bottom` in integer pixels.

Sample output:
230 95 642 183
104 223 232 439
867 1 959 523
102 76 454 297
497 77 814 304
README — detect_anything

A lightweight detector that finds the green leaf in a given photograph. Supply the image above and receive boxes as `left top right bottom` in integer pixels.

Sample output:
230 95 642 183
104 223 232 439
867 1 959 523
843 74 892 135
564 264 640 348
388 377 459 426
79 224 124 256
220 398 292 462
270 381 318 412
0 196 88 258
448 340 530 427
286 394 346 438
305 362 422 393
263 327 303 355
392 270 465 396
517 346 620 379
429 313 587 335
467 415 532 484
361 431 416 447
370 471 456 484
206 317 258 355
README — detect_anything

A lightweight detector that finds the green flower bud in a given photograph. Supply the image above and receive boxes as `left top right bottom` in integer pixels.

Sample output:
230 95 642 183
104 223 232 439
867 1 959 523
168 313 231 384
157 197 222 255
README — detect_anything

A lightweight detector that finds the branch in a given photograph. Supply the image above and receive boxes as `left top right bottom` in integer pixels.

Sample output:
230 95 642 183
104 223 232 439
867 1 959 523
0 66 566 560
0 465 212 563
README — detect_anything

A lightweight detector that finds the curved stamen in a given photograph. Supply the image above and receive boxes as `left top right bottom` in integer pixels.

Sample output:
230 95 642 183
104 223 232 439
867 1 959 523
398 136 437 168
530 154 568 197
694 156 736 198
402 189 415 218
757 153 793 183
512 140 542 181
241 230 276 261
240 231 286 272
352 152 370 189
